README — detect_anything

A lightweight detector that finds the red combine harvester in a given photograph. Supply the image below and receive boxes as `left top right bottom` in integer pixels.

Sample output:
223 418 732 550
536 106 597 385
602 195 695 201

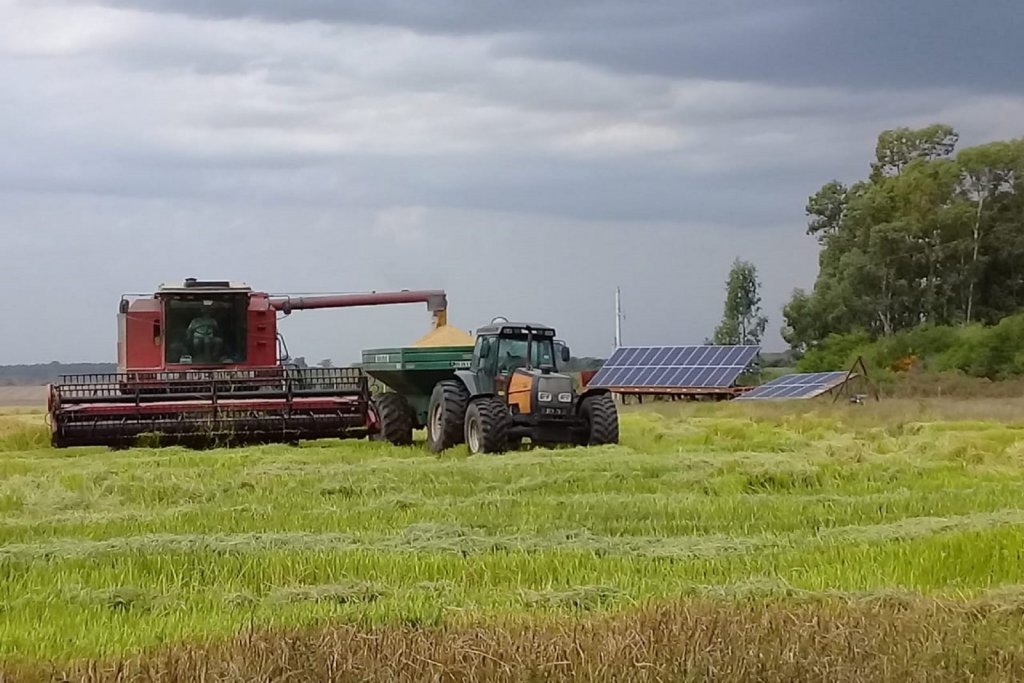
48 279 448 449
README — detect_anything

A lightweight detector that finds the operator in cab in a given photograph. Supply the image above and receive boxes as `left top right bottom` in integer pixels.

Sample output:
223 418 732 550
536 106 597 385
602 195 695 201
499 337 555 374
186 304 224 363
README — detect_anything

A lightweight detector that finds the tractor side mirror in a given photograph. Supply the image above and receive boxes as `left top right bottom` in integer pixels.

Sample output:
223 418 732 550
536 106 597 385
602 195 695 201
560 345 571 363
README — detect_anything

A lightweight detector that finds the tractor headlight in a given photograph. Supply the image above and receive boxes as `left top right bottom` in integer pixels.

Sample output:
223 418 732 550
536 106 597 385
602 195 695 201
538 391 553 403
558 392 572 403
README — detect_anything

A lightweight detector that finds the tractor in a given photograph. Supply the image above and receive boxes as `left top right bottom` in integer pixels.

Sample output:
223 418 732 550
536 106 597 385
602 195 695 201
412 321 619 454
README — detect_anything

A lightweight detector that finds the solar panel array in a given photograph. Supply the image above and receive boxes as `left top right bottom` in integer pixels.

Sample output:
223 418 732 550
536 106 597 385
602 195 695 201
736 371 851 400
589 345 759 389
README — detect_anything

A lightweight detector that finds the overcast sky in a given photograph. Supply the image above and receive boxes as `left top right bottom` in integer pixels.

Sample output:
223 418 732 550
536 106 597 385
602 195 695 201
1 0 1022 365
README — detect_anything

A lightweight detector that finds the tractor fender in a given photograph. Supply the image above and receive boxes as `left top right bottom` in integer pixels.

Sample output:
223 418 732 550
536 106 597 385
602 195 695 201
574 386 611 413
454 369 494 399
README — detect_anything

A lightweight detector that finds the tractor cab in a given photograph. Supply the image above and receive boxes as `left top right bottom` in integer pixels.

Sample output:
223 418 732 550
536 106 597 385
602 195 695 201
475 323 575 424
470 322 571 396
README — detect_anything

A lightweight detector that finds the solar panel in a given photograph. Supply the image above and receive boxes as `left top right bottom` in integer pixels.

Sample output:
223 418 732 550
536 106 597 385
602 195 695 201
589 345 760 389
736 371 851 400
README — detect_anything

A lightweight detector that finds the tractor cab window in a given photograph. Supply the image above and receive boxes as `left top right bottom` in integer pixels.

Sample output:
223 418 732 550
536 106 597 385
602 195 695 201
164 295 248 365
496 335 556 374
474 335 500 374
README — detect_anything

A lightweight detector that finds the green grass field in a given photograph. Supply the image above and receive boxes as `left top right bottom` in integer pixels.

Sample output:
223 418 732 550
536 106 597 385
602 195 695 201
3 400 1024 681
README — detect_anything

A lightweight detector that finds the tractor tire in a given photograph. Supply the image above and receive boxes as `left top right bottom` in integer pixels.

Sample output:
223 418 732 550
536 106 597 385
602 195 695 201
427 380 470 453
580 393 620 446
464 397 511 455
371 392 414 446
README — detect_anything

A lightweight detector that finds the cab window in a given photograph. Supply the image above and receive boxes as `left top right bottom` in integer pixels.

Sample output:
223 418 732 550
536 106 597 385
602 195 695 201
474 335 499 373
164 295 248 365
496 336 555 373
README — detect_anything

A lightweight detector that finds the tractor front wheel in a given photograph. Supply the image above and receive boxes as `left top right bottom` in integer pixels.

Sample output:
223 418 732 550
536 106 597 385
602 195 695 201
464 397 511 455
579 393 620 446
370 392 414 446
427 380 470 453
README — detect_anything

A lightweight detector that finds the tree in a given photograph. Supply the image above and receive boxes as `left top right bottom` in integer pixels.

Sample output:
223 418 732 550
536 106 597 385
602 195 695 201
870 124 958 180
713 259 768 345
318 359 334 368
781 289 827 353
806 180 848 244
957 141 1022 322
783 124 1024 352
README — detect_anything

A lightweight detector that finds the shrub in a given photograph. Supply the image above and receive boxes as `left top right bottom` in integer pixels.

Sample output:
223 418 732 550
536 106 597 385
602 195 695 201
797 314 1024 380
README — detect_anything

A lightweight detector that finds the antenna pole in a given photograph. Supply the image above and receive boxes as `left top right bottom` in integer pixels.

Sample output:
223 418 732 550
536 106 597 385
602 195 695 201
614 286 623 348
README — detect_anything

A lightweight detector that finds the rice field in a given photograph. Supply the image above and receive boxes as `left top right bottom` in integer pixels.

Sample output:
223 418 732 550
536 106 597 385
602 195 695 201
2 399 1024 681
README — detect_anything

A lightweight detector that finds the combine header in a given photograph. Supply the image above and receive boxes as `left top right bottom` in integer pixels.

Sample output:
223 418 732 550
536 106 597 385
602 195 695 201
48 279 447 449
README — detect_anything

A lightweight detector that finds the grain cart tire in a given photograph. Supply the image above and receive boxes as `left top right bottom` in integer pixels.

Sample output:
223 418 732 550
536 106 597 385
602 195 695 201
464 397 510 455
371 392 414 446
427 380 470 453
580 393 619 446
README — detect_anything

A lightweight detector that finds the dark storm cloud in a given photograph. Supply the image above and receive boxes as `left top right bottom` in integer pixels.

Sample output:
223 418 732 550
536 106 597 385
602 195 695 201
87 0 1024 91
2 0 1022 364
84 1 730 35
505 0 1024 92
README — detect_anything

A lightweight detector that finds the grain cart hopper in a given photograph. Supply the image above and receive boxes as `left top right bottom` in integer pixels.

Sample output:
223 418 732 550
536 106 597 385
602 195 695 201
361 330 475 445
365 320 619 453
47 278 447 448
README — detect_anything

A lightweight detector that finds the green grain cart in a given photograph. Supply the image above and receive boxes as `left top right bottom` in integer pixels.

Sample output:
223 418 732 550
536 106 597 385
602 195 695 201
361 343 474 445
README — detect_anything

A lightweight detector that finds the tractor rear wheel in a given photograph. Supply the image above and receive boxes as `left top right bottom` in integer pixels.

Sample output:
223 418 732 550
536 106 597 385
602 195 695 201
580 393 619 446
464 397 511 455
371 392 414 446
427 380 470 453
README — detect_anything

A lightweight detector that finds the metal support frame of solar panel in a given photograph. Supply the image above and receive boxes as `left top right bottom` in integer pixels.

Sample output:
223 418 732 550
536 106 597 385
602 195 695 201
736 371 851 400
588 345 760 391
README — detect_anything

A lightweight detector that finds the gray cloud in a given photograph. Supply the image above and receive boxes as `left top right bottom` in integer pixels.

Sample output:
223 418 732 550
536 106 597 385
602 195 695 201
0 0 1021 364
85 0 1024 91
0 191 819 363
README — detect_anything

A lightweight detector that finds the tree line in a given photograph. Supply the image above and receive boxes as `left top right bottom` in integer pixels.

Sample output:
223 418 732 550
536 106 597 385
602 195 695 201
708 124 1024 380
782 124 1024 351
0 363 116 385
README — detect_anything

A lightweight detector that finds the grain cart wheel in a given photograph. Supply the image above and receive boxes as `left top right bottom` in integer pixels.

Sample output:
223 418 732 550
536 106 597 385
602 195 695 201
427 380 470 453
370 392 414 446
579 393 619 446
464 397 511 455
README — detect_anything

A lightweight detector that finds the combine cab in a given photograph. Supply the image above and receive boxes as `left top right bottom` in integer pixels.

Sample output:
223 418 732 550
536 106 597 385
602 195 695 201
49 279 447 449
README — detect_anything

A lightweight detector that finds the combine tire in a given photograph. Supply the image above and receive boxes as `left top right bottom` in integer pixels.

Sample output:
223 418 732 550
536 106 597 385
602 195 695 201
371 392 414 446
427 380 470 453
464 397 511 455
580 393 619 446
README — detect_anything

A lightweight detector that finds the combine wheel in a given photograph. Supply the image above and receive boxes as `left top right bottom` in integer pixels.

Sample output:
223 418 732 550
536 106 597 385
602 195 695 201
579 393 620 446
427 380 470 453
371 392 414 446
464 397 511 455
